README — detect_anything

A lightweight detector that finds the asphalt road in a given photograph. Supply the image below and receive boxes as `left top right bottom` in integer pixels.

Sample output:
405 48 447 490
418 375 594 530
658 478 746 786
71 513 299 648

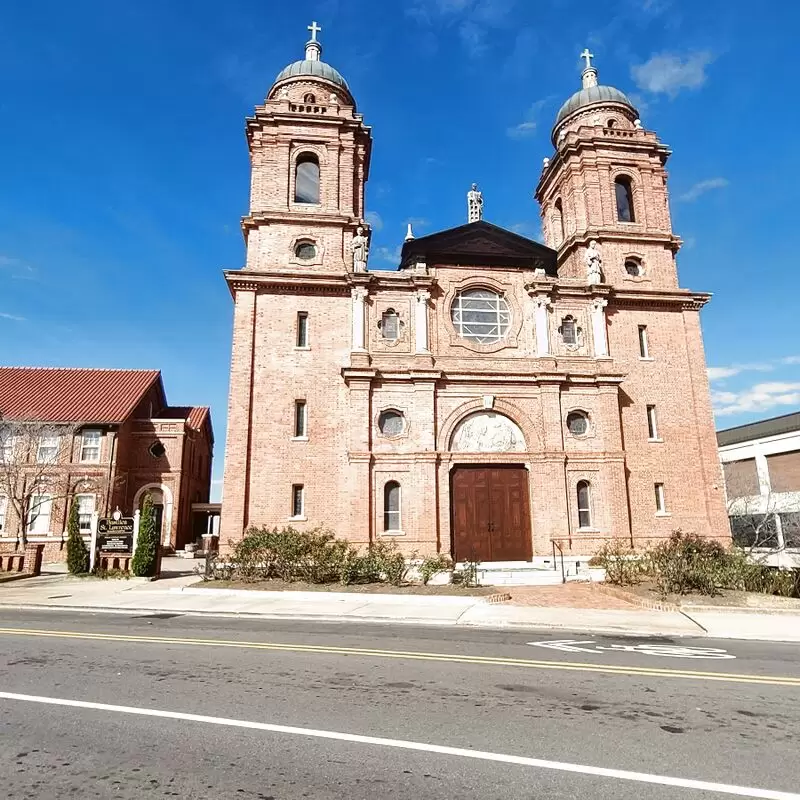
1 610 798 799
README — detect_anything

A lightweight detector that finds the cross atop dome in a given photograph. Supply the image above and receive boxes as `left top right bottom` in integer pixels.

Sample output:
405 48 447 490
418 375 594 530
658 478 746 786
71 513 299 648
580 47 599 89
305 20 323 61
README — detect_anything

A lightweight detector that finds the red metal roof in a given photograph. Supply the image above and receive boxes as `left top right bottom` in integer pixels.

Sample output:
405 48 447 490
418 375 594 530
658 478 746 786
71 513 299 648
157 405 211 433
0 367 161 424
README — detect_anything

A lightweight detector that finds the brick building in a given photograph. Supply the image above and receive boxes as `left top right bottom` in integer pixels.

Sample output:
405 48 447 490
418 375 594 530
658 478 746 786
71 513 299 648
219 27 729 560
718 411 800 563
0 367 213 561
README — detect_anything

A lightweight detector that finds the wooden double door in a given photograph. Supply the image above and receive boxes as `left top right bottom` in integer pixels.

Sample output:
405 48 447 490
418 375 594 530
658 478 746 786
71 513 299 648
450 466 532 563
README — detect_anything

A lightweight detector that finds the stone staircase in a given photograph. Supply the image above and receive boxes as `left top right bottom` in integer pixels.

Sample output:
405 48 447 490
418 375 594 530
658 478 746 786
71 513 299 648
457 557 602 587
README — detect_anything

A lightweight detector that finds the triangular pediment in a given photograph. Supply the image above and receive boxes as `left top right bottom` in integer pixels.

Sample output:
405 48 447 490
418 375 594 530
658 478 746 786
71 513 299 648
399 220 557 274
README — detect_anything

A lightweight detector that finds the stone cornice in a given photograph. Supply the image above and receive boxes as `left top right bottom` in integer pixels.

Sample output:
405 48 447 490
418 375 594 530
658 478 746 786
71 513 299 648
610 288 711 310
558 229 682 260
241 212 360 235
223 269 351 297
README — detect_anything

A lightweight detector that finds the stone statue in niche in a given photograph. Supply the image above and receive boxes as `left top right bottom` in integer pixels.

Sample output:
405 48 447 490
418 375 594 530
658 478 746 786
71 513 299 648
351 226 369 272
585 239 602 285
451 412 526 453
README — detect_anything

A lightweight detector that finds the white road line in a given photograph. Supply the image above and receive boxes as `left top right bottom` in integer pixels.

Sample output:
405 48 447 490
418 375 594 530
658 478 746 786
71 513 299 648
1 691 796 800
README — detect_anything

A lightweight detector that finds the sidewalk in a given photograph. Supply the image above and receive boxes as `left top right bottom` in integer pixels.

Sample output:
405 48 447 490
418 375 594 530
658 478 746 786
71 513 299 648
2 569 800 641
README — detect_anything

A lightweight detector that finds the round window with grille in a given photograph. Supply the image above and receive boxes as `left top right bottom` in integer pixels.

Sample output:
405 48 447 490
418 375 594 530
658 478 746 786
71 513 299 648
295 241 317 260
566 411 589 436
450 289 510 344
378 410 405 437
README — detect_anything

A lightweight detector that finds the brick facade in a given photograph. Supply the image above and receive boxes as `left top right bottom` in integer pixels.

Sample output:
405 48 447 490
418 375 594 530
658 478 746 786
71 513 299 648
0 369 213 560
219 37 730 558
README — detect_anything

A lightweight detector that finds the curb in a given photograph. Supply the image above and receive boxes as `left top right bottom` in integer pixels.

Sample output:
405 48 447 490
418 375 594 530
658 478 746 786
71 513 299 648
590 582 682 612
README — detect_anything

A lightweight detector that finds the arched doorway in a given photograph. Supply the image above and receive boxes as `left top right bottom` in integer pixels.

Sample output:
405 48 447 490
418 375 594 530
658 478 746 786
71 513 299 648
133 483 173 549
449 412 532 562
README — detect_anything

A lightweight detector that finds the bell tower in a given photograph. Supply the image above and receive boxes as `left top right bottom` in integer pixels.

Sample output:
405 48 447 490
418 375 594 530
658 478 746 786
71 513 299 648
241 22 372 274
536 52 681 289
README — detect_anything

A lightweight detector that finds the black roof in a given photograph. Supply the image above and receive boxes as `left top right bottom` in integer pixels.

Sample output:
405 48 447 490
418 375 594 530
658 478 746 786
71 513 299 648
717 411 800 447
399 220 558 275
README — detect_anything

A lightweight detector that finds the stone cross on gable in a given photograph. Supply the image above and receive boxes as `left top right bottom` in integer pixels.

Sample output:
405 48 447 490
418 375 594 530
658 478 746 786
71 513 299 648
308 21 322 41
580 49 594 71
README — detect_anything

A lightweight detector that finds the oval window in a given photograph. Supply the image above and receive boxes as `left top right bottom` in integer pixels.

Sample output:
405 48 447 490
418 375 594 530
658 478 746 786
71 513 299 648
451 289 510 344
295 241 317 260
378 410 405 437
566 412 589 436
625 259 642 277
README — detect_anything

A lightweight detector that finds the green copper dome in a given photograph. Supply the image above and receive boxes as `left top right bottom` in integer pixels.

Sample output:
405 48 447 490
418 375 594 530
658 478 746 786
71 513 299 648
273 59 350 91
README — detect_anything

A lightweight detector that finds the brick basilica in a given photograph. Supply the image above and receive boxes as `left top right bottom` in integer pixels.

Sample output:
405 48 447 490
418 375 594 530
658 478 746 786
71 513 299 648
219 24 730 561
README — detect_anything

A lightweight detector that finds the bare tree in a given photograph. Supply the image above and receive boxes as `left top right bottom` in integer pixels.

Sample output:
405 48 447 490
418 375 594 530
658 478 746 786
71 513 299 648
0 420 77 548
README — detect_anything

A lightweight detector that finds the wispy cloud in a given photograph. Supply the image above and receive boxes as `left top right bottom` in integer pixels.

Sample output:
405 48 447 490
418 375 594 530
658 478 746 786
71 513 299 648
406 0 516 59
0 312 26 322
506 97 552 140
782 356 800 365
365 211 383 232
375 245 403 265
631 51 714 97
0 255 37 281
678 177 729 203
707 361 775 381
406 217 429 228
713 383 800 417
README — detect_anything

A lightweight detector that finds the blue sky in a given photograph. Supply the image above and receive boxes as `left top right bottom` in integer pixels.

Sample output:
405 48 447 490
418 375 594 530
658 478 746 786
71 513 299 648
1 0 797 497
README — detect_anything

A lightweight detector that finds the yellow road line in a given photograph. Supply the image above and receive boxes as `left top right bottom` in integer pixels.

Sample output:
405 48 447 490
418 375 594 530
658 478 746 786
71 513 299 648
0 627 798 687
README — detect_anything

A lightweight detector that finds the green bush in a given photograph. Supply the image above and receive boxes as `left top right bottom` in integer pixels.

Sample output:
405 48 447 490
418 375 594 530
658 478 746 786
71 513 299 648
229 527 411 586
419 554 453 585
65 499 89 575
131 495 159 577
596 538 646 586
649 531 726 596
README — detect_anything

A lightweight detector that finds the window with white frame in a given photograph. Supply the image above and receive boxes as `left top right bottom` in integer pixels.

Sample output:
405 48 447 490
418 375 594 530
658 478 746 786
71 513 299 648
646 405 659 440
80 430 102 463
638 325 650 359
0 496 7 532
76 494 95 532
291 484 305 518
0 426 12 463
655 482 667 514
294 401 307 438
27 493 52 534
37 432 60 463
296 312 309 347
383 481 401 532
576 481 592 529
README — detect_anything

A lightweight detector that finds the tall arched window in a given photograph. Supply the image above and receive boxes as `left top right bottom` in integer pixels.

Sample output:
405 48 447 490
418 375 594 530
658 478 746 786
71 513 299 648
615 176 635 222
295 153 320 204
383 481 401 532
577 481 592 529
553 198 564 245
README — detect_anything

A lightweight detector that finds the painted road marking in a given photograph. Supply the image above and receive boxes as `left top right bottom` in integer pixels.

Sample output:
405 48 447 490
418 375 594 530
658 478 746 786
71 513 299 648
529 640 737 659
1 691 797 800
0 627 798 687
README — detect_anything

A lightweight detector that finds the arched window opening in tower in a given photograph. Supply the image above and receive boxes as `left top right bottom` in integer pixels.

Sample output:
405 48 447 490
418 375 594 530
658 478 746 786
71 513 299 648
615 176 635 222
553 198 564 245
295 153 321 204
625 258 643 277
303 93 316 103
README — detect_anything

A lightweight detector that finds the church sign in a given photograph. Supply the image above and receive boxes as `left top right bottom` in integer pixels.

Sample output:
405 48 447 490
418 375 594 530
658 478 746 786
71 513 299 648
97 516 135 553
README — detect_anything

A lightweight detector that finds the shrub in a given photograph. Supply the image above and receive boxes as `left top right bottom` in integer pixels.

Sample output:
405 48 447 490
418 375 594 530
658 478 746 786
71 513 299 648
596 539 645 586
65 499 89 575
452 559 479 588
419 554 453 585
649 531 727 596
131 495 159 578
